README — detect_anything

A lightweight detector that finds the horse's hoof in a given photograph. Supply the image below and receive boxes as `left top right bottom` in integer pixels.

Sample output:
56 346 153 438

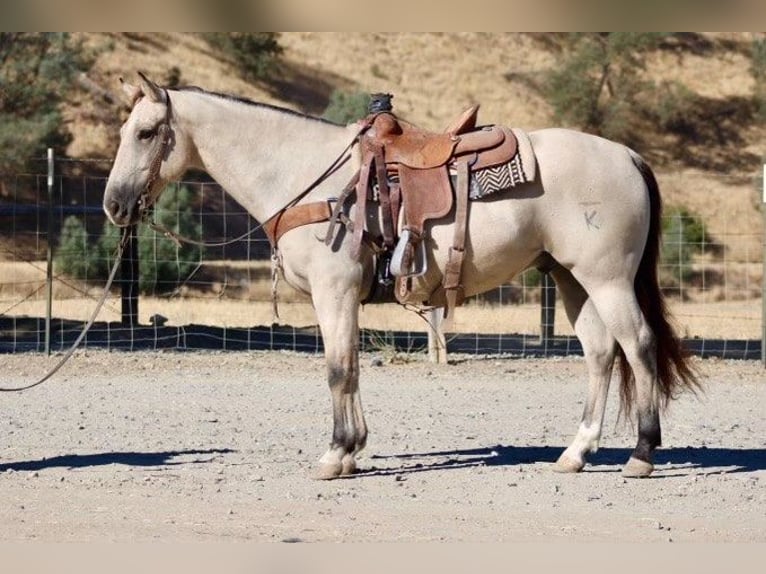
340 455 357 476
553 454 584 473
313 461 343 481
622 456 654 478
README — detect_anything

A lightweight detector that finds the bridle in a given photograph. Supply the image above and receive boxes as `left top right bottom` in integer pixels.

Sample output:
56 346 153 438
139 89 369 249
137 89 173 224
0 89 366 393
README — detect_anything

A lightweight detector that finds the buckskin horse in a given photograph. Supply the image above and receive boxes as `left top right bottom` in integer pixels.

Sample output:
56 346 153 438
103 74 699 480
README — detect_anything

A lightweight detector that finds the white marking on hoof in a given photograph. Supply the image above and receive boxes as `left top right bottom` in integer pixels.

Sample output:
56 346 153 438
622 456 654 478
313 461 343 481
553 454 585 473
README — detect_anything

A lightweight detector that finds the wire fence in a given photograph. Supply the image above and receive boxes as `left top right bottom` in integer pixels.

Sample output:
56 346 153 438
0 157 763 360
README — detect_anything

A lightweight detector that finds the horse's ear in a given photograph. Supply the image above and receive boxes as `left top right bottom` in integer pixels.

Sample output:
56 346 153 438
137 71 166 104
120 77 142 108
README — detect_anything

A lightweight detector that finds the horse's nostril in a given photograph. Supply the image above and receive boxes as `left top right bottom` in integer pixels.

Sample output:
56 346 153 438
107 199 129 222
106 199 120 216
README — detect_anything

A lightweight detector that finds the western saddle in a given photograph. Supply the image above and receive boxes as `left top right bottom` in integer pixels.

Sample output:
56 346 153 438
265 93 519 327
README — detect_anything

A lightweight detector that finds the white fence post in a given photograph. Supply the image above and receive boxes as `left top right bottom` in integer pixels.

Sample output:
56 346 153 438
427 308 447 364
761 163 765 367
45 148 54 356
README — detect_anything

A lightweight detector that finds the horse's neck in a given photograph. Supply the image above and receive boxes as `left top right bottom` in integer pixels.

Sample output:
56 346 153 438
175 91 356 221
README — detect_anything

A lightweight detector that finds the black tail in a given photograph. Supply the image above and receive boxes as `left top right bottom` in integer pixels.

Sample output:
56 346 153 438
616 152 702 416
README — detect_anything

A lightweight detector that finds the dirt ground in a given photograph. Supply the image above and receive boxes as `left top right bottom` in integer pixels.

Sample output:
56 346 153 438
0 349 763 542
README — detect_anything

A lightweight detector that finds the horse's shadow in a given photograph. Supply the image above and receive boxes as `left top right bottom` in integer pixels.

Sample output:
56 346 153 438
361 445 766 478
4 445 763 479
0 448 234 473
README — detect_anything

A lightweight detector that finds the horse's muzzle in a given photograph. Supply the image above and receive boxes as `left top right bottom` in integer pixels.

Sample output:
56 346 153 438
103 195 138 227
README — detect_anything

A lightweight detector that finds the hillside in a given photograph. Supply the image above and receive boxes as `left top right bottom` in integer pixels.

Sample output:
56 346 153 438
69 33 763 162
1 33 760 287
61 33 763 272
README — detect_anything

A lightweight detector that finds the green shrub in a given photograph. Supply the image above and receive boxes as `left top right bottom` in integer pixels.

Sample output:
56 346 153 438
654 81 697 130
660 206 707 290
322 90 371 124
56 185 203 295
752 37 766 122
55 216 102 281
541 33 671 147
202 33 282 81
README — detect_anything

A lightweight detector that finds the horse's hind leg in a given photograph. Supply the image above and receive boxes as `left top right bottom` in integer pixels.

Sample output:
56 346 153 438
549 264 617 473
576 277 660 478
311 277 368 480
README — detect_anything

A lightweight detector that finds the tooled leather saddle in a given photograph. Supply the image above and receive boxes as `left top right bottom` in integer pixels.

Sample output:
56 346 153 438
265 93 524 327
343 94 518 325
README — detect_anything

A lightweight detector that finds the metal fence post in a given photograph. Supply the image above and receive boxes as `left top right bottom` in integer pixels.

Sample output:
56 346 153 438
540 271 556 348
762 163 765 367
121 224 139 326
45 148 54 355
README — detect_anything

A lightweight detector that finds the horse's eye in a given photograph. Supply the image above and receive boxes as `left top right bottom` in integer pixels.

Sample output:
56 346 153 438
138 128 156 141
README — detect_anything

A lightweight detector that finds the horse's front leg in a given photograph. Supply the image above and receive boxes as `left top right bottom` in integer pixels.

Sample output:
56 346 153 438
310 275 367 480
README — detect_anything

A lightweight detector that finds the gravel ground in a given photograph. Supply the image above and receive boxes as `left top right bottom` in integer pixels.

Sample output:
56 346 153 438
0 350 764 542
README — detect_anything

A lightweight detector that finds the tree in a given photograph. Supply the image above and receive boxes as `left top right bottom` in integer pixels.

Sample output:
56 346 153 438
201 33 283 82
55 216 100 281
751 35 766 122
660 206 708 295
57 185 203 295
541 33 669 147
322 90 370 124
0 33 92 174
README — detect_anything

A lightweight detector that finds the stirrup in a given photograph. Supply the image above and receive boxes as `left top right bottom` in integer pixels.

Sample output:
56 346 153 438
390 229 428 278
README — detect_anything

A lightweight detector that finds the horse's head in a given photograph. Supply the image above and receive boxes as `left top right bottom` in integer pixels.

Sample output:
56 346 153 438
103 73 187 226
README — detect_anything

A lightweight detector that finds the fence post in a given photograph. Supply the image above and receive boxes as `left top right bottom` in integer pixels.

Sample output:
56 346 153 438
540 271 556 349
427 308 447 364
121 224 139 326
45 148 54 355
762 163 765 367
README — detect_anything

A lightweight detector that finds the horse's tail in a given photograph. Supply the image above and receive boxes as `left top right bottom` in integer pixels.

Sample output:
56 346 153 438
616 151 702 417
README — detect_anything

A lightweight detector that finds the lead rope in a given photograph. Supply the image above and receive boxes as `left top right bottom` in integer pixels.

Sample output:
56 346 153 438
1 102 371 392
0 227 132 392
0 90 173 393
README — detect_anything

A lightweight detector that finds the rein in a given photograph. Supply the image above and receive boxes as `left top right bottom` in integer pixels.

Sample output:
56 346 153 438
0 97 366 393
140 89 367 250
0 228 132 393
135 90 261 248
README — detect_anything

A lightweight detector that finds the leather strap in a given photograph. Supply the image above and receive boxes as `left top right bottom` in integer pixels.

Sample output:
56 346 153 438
263 201 333 246
324 171 359 246
351 140 375 259
442 159 470 330
373 145 395 249
0 227 132 392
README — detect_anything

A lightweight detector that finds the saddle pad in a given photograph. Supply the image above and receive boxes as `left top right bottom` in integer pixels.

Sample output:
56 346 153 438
466 128 536 199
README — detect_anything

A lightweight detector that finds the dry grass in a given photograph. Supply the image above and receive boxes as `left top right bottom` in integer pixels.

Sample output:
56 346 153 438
3 275 760 340
4 296 760 340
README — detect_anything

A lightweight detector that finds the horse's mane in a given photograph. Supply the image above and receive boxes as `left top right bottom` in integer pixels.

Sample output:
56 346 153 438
173 85 343 127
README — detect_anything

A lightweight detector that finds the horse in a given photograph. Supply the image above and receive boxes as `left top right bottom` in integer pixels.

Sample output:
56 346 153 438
103 73 699 480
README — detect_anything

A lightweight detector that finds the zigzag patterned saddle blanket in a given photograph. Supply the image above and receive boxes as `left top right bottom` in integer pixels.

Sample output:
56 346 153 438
346 109 537 323
264 101 537 323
